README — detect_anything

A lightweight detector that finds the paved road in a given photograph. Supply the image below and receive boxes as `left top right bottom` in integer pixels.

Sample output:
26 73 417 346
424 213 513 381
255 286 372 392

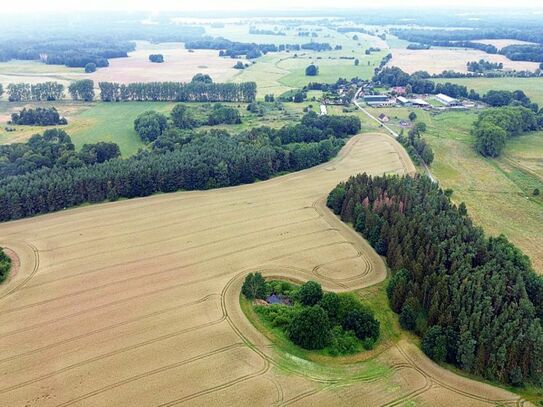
353 88 436 183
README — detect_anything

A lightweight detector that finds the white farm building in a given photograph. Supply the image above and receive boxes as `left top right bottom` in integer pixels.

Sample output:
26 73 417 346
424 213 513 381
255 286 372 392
435 93 462 107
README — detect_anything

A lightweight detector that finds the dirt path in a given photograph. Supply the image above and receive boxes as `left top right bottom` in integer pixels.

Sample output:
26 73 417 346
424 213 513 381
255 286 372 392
0 133 529 406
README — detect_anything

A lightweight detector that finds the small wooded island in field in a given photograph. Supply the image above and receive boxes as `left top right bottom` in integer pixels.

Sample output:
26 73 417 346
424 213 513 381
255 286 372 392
241 273 380 355
0 248 12 283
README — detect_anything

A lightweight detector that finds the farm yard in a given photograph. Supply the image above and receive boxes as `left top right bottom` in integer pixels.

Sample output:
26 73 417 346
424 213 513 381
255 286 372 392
0 132 529 406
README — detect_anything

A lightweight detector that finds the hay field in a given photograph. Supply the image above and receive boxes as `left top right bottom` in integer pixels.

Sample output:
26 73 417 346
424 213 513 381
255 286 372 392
388 48 540 74
0 132 529 406
85 41 237 84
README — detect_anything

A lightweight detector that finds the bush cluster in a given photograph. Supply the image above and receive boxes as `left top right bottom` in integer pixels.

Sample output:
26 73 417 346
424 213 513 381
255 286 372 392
244 274 380 355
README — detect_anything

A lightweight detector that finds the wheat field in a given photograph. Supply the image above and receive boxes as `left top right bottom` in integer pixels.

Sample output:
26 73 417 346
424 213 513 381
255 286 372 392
0 133 529 406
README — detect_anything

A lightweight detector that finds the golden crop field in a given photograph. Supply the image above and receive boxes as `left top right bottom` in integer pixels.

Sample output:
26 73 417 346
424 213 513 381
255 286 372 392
388 48 540 74
0 133 529 406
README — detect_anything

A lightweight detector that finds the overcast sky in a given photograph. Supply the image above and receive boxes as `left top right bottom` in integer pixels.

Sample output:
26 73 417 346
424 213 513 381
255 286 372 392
4 0 542 13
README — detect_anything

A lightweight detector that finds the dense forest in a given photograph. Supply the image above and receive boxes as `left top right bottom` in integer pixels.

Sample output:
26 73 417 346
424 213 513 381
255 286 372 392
98 78 257 103
10 107 67 126
327 173 543 386
0 129 120 177
0 38 134 67
0 112 360 221
500 44 543 63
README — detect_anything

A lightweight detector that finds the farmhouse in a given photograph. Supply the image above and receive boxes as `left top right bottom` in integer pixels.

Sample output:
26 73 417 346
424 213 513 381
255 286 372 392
435 93 462 107
378 113 390 123
391 86 407 95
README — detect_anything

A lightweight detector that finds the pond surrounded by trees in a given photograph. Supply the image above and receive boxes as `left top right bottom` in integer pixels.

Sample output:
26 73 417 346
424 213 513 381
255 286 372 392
241 273 380 356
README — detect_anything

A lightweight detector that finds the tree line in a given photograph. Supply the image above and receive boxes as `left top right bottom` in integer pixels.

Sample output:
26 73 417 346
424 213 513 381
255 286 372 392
0 112 360 221
327 173 543 386
6 82 64 102
467 59 503 73
397 122 434 166
185 37 333 58
98 79 257 103
10 107 67 126
472 105 542 157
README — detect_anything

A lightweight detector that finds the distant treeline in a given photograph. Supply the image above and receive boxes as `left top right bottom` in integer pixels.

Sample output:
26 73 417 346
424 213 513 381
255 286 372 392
98 80 257 103
0 38 135 68
392 27 543 45
10 107 67 126
0 23 206 68
392 28 543 62
249 27 286 36
148 54 164 63
467 59 503 73
336 27 372 34
406 43 431 50
185 37 332 58
500 44 543 63
328 173 543 386
0 112 360 222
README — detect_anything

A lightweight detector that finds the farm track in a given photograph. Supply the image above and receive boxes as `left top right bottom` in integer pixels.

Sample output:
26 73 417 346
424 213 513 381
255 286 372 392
0 133 530 406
